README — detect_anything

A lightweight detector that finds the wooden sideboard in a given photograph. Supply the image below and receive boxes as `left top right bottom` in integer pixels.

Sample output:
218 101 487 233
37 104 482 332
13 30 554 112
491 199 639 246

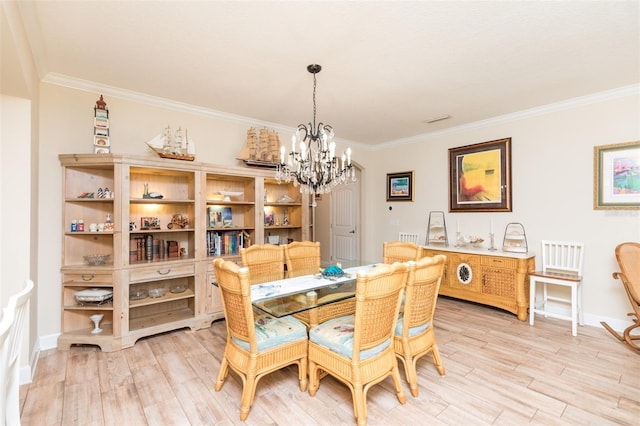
421 246 535 321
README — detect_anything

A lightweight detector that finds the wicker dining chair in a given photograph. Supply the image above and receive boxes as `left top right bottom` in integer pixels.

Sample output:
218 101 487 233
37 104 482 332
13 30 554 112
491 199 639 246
308 262 408 425
212 258 308 421
394 255 446 397
383 241 423 264
240 243 285 285
284 240 321 278
601 242 640 353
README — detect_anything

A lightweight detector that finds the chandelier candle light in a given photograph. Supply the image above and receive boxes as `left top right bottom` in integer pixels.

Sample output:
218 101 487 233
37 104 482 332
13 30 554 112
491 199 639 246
276 64 355 197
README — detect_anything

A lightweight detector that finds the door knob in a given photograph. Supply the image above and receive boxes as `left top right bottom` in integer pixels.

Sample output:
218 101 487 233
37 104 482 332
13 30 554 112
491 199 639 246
349 230 355 234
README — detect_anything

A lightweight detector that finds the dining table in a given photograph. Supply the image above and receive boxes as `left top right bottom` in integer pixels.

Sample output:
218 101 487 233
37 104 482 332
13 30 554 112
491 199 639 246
250 261 378 324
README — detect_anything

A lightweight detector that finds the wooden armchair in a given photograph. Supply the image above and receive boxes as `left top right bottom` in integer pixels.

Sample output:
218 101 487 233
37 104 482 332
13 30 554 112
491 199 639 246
212 258 308 420
394 255 446 397
308 262 408 425
601 242 640 353
240 243 285 285
284 240 321 278
383 241 423 264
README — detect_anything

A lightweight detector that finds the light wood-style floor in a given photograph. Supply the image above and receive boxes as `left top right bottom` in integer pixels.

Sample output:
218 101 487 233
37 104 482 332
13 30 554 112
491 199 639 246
20 297 640 425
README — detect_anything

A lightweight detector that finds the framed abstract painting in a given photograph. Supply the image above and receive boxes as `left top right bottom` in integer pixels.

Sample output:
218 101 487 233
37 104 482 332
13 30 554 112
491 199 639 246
593 141 640 210
449 138 512 212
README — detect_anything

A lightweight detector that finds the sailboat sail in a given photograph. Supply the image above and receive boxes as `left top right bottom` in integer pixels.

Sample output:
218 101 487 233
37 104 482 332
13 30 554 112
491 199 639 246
237 127 281 168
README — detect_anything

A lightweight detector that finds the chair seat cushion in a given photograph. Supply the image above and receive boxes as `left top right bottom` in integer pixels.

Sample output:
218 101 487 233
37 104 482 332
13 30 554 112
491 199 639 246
394 314 430 337
309 315 390 359
233 314 307 351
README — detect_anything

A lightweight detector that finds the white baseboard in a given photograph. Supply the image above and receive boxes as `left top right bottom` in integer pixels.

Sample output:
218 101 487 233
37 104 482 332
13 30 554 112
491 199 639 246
19 332 59 385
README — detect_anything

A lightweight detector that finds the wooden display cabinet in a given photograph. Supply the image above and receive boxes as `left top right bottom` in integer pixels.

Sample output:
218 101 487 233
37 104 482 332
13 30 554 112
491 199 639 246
422 246 535 321
59 154 311 352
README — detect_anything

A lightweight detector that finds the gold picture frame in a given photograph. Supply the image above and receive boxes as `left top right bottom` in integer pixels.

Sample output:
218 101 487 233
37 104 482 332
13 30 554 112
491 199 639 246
593 141 640 210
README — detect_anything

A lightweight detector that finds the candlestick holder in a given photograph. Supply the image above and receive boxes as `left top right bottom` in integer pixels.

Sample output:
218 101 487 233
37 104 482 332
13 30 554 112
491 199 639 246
90 314 104 334
454 231 463 247
488 233 497 251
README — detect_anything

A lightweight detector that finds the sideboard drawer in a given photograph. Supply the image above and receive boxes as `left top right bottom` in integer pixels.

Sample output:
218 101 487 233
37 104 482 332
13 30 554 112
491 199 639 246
129 263 195 283
481 256 517 269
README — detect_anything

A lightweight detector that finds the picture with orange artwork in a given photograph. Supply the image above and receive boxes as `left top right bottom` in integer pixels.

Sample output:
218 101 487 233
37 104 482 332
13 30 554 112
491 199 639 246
449 138 512 212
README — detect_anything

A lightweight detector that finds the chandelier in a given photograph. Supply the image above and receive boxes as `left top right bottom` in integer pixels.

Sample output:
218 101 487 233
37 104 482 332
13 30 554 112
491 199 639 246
276 64 355 196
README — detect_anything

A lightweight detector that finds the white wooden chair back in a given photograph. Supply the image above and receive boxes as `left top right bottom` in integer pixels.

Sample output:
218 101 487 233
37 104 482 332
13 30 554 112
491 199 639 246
541 240 585 276
0 307 15 425
4 279 34 426
399 232 419 244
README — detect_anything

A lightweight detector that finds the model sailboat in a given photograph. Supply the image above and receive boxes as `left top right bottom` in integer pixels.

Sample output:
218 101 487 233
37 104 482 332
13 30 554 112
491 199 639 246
237 127 281 168
146 126 195 161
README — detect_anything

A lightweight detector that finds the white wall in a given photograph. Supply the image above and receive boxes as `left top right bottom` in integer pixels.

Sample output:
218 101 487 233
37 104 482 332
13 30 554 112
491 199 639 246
362 91 640 328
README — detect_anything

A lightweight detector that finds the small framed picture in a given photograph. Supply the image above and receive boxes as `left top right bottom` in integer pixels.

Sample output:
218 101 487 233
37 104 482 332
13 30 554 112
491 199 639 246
94 135 110 147
94 117 109 129
386 171 414 202
141 217 161 230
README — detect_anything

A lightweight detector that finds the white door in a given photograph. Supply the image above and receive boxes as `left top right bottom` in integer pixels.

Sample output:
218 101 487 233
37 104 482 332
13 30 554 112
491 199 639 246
331 174 360 263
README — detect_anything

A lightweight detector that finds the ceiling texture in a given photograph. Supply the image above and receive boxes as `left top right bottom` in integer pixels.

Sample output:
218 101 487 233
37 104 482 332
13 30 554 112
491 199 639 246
10 1 640 148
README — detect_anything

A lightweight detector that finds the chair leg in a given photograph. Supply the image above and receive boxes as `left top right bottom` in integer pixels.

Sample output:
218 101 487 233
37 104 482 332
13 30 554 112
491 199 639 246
308 359 319 396
571 284 578 336
431 343 446 376
214 357 229 391
297 357 308 392
578 283 584 326
391 363 407 405
529 278 536 326
240 372 258 421
353 383 367 426
542 283 548 317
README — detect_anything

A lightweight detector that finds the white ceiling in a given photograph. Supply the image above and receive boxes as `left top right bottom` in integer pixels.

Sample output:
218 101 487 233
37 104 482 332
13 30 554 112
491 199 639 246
12 1 640 146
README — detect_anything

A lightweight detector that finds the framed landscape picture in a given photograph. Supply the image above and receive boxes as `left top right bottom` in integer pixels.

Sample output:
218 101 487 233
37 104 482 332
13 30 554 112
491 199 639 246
386 171 414 202
449 138 512 212
593 141 640 210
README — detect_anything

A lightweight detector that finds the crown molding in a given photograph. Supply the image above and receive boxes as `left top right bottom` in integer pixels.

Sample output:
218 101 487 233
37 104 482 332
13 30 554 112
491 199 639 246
378 83 640 150
41 72 367 151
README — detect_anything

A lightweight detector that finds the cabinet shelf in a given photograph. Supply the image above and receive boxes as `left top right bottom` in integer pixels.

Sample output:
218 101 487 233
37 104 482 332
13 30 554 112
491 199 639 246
61 322 114 337
129 288 195 308
129 307 195 331
130 198 196 204
64 301 114 310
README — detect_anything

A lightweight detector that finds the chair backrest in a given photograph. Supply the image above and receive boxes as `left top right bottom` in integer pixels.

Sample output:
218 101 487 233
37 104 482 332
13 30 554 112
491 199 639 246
240 244 285 285
4 279 34 426
213 258 257 352
284 241 321 278
614 242 640 304
402 255 446 331
0 307 15 425
540 240 585 276
383 241 423 264
352 262 408 359
399 232 419 244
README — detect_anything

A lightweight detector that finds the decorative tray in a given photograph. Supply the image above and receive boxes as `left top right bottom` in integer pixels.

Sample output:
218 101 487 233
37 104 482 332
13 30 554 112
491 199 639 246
75 288 113 304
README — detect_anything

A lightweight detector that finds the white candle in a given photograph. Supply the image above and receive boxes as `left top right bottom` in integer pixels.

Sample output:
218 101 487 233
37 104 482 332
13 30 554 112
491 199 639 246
346 147 352 165
300 141 306 157
280 146 285 164
490 218 494 234
291 135 296 153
